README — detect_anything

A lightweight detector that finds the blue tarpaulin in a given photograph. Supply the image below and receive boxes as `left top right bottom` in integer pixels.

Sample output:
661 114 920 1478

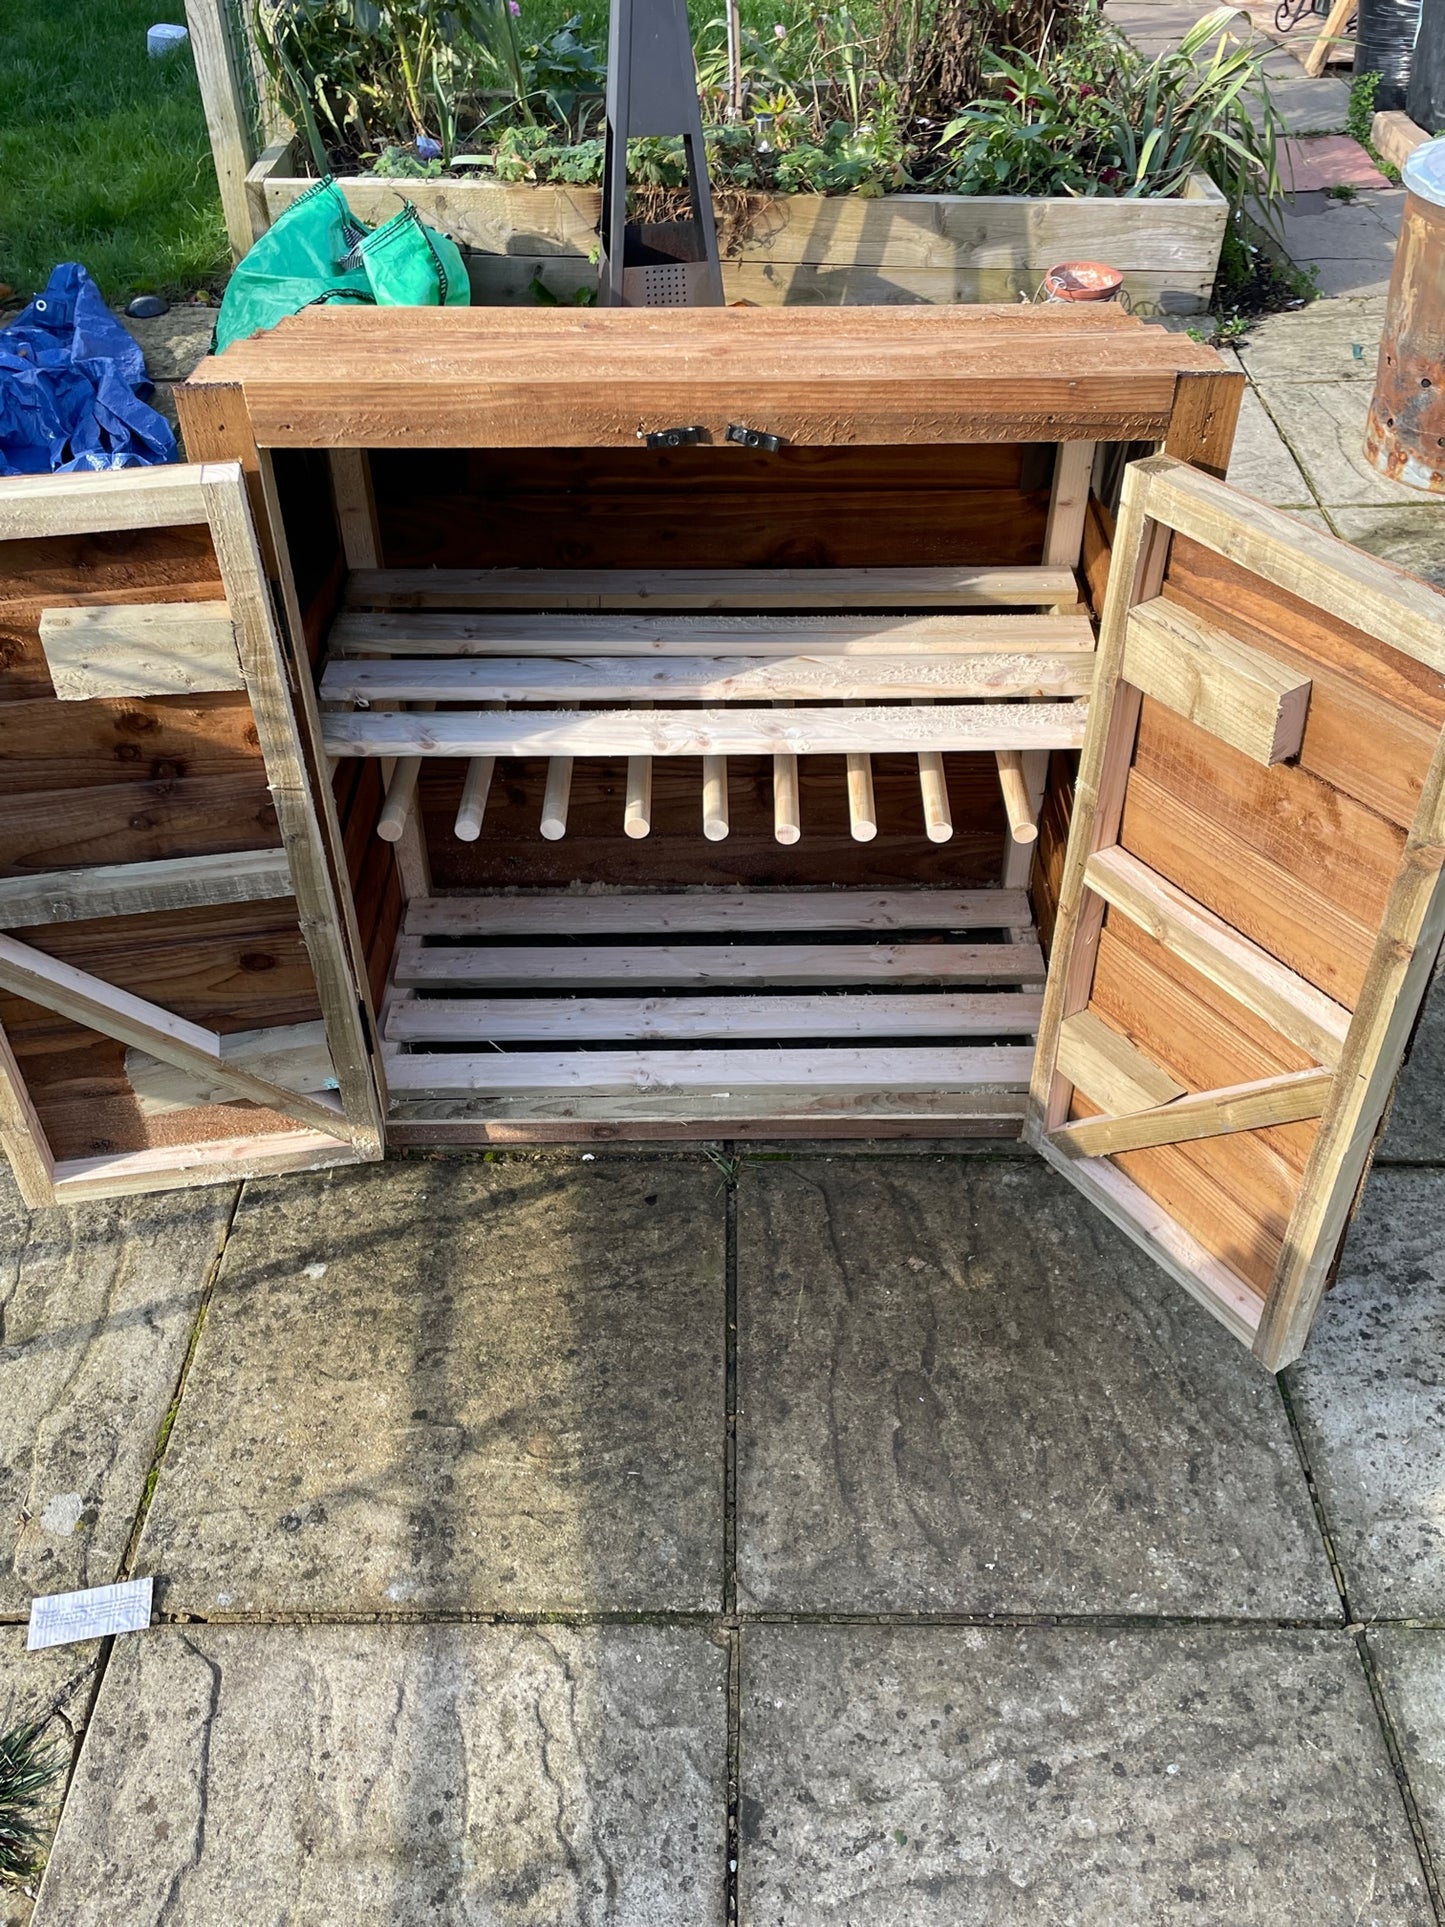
0 263 178 476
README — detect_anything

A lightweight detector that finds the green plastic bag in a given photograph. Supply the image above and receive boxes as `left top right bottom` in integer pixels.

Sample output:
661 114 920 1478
216 180 469 354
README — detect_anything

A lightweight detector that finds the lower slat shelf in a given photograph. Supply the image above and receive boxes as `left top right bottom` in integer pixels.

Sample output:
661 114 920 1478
382 1044 1037 1095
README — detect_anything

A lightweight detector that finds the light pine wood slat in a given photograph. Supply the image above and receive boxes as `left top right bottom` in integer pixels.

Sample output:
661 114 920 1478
382 1044 1037 1094
394 940 1045 989
385 991 1045 1043
0 851 294 930
1123 598 1312 767
341 568 1082 614
1057 1009 1187 1116
404 889 1032 936
38 600 243 700
320 703 1089 759
1050 1068 1332 1159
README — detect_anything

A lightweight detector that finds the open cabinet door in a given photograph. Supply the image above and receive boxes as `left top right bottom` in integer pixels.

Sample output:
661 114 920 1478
1030 454 1445 1370
0 464 383 1205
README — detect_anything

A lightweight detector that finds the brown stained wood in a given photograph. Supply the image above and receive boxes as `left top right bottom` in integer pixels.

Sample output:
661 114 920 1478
1080 495 1115 619
1120 767 1378 1007
0 775 280 876
386 1107 1029 1145
1162 540 1440 830
1131 701 1403 928
1160 369 1244 479
374 486 1051 573
0 692 265 796
1 902 323 1035
1052 1068 1331 1159
1122 600 1312 767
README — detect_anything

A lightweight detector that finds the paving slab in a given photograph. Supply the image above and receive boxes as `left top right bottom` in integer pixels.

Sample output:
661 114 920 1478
0 1171 231 1613
1379 956 1445 1161
1281 135 1393 191
137 1159 725 1615
1227 382 1317 504
1368 1631 1445 1883
33 1621 726 1927
1256 378 1430 505
0 1628 100 1927
1285 1168 1445 1620
1236 294 1387 380
738 1624 1430 1927
735 1158 1335 1616
1330 506 1445 589
114 305 216 382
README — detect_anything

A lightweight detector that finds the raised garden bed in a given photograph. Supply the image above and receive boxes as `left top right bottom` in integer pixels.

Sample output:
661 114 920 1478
246 140 1229 315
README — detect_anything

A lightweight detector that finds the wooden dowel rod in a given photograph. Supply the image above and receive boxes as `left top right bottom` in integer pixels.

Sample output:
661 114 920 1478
540 759 573 841
772 699 800 846
624 699 652 839
846 753 878 842
996 749 1040 845
911 698 952 844
453 756 495 841
378 757 421 842
702 755 729 842
624 755 653 839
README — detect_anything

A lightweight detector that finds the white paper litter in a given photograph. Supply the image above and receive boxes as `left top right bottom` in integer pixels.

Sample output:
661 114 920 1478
27 1577 153 1651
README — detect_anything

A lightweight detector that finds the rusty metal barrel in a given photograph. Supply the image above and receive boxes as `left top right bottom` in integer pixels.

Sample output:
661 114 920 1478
1366 139 1445 493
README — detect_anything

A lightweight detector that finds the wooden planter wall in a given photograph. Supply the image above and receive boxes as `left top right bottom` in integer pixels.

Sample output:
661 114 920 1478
246 142 1229 314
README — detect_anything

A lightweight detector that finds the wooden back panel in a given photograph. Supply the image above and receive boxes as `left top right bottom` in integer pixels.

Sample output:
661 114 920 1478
1029 455 1445 1368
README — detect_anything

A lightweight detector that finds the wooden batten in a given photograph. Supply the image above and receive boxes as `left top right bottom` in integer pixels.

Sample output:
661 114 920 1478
1122 599 1311 766
38 600 244 700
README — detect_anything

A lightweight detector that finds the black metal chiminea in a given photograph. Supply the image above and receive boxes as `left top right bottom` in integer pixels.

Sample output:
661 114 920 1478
598 0 724 307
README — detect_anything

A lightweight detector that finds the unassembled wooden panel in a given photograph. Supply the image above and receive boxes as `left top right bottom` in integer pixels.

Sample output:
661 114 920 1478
1030 453 1445 1367
0 465 382 1203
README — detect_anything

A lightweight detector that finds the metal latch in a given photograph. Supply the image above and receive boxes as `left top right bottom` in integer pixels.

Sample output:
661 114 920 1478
642 424 707 448
725 423 786 452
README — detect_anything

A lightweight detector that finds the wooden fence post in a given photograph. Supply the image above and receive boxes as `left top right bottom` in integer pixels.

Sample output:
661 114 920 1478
184 0 258 259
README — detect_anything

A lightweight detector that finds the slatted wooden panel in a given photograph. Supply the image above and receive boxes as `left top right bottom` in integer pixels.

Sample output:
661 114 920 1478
1030 454 1445 1367
0 466 383 1203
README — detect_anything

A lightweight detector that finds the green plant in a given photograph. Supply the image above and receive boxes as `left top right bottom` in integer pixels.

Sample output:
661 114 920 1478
1326 180 1358 200
937 7 1281 216
1346 68 1401 181
0 1718 62 1883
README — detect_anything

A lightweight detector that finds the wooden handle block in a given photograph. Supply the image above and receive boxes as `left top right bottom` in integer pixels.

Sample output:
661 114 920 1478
1123 598 1311 766
846 753 877 842
624 755 653 839
540 758 573 840
702 756 729 842
995 750 1040 845
453 757 495 841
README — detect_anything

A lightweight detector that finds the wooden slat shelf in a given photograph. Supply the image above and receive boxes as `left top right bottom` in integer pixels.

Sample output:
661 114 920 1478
404 889 1033 936
382 1044 1038 1096
331 611 1096 654
342 568 1084 613
393 938 1045 989
320 703 1090 760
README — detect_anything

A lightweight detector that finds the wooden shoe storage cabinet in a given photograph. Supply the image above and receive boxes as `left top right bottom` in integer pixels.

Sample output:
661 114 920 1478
3 304 1445 1368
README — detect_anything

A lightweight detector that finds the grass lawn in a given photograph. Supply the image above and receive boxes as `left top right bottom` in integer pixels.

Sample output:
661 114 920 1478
0 0 228 304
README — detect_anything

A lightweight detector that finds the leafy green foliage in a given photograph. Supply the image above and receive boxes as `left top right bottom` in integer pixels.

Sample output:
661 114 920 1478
1346 69 1401 181
938 7 1281 213
0 1718 63 1883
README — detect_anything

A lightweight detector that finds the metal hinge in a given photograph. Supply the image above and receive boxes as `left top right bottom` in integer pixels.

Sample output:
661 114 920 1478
725 423 786 452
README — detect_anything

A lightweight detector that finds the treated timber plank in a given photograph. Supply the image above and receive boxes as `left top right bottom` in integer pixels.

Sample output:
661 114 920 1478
1056 1009 1187 1116
50 1128 361 1203
382 1044 1036 1095
320 704 1089 759
0 851 294 930
1051 1068 1332 1159
1031 1132 1263 1344
394 940 1044 989
0 467 211 538
1140 454 1445 675
125 1019 337 1114
319 652 1098 703
405 888 1031 936
385 991 1045 1043
1123 599 1312 766
0 932 346 1138
0 1019 54 1207
384 1093 1029 1138
38 600 243 699
341 570 1082 614
1083 846 1352 1068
